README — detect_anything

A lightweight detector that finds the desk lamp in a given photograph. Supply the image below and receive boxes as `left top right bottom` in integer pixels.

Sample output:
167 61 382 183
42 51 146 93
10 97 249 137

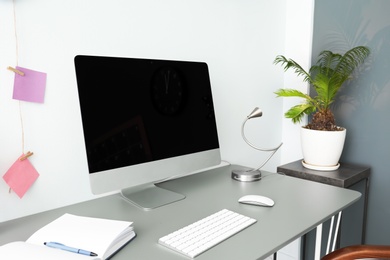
232 107 283 182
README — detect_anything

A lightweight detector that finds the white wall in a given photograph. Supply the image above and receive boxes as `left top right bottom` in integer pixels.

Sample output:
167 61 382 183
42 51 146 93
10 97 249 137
0 0 290 222
1 2 316 259
280 0 314 165
277 1 314 260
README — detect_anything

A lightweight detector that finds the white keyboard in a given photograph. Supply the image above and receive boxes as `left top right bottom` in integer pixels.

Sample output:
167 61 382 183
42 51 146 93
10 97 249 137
158 209 257 258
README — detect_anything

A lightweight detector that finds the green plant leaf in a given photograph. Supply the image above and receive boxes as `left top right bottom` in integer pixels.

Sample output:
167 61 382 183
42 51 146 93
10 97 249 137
273 56 312 83
285 104 316 124
274 89 310 99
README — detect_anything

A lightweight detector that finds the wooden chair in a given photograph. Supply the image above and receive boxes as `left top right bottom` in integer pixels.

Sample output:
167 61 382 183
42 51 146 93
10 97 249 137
321 245 390 260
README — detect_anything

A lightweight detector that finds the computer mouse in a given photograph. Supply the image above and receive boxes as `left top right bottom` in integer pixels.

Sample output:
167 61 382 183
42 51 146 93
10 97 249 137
238 195 275 207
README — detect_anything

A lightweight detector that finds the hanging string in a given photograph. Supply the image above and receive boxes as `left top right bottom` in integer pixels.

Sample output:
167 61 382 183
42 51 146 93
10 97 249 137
12 0 25 154
19 102 25 154
12 0 19 65
9 0 26 194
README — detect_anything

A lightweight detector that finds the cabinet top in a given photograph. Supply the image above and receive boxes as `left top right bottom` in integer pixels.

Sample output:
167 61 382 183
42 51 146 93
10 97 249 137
277 160 370 188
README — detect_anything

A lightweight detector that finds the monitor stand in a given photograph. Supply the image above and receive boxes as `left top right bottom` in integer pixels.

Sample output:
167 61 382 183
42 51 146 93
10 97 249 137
120 184 185 210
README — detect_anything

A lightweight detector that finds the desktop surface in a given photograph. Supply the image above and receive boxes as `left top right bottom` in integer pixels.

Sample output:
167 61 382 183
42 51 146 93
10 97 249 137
0 165 361 260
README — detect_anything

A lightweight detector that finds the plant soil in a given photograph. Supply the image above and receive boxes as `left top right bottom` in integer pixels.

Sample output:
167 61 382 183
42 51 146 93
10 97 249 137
305 110 343 131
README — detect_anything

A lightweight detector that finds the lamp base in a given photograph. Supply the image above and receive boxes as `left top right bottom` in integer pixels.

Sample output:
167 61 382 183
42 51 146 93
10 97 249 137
231 169 261 182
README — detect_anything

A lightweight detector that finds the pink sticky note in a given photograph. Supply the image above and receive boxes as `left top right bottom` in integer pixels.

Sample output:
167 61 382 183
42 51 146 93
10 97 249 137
3 154 40 198
13 66 47 103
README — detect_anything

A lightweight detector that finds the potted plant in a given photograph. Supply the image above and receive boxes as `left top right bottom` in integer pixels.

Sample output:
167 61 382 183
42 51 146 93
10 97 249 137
274 46 370 170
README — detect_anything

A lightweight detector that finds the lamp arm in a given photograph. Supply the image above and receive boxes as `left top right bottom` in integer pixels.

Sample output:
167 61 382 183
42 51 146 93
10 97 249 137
241 118 283 152
250 147 280 172
231 108 283 181
241 117 283 173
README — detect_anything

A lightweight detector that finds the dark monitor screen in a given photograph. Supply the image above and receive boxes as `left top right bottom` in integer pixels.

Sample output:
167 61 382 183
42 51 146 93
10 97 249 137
74 55 221 209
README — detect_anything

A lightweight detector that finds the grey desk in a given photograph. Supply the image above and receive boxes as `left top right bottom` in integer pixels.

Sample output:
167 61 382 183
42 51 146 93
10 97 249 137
0 165 361 260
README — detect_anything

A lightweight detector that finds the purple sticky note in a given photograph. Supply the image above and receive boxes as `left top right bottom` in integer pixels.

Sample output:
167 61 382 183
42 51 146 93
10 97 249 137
13 66 47 103
3 154 40 198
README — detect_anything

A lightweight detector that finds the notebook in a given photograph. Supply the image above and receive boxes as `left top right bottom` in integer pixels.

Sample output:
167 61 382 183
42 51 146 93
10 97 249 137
0 213 136 260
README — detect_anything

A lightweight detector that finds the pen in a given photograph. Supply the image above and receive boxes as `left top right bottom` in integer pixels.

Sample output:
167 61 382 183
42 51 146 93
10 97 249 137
44 242 98 257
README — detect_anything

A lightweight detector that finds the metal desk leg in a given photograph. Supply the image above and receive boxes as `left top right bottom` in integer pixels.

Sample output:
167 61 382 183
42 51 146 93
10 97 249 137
326 212 342 254
315 223 322 260
315 211 342 260
362 177 370 244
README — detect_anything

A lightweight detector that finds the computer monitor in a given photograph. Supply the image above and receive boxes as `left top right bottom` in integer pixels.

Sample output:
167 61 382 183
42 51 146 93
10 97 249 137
74 55 221 210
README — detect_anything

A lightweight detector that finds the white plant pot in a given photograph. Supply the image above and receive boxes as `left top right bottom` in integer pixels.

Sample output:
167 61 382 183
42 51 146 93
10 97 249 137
300 127 346 170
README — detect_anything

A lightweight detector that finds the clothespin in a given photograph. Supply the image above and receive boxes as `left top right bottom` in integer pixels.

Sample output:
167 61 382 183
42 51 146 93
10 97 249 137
7 66 25 76
20 151 33 161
